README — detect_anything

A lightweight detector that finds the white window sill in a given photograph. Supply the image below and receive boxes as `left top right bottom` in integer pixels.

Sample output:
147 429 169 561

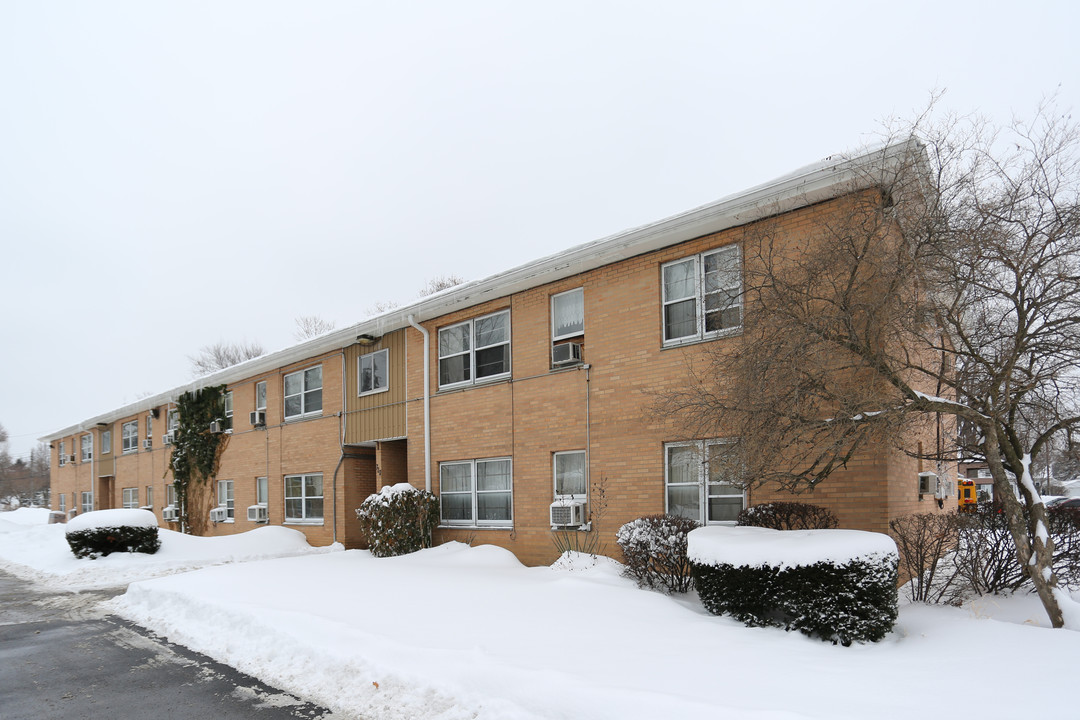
437 524 514 531
283 412 323 424
662 327 743 349
284 519 324 526
359 386 389 398
437 374 512 394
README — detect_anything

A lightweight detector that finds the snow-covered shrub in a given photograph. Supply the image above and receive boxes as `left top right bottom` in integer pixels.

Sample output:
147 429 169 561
65 509 161 559
888 512 959 603
736 502 838 530
689 526 899 645
616 514 700 593
355 483 439 558
1049 506 1080 589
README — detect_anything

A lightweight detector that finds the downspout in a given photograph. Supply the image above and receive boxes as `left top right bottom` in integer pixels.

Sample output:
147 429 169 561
407 314 431 492
332 348 346 545
89 429 96 512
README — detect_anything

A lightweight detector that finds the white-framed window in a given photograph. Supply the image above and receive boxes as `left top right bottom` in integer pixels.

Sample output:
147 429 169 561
80 434 93 462
359 349 389 396
665 439 744 524
438 310 511 388
145 485 153 509
255 381 267 412
284 473 323 523
662 245 742 344
554 450 587 499
284 366 323 420
58 493 66 512
167 409 179 433
256 476 268 506
121 421 139 453
81 491 93 514
146 413 154 438
122 487 139 509
439 458 512 527
217 479 234 521
166 483 177 508
58 440 67 466
552 288 585 341
101 429 111 454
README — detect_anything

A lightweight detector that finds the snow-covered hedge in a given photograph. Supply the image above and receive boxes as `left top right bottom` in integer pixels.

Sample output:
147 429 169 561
65 509 161 559
689 526 899 645
736 501 838 531
616 514 700 593
355 483 439 558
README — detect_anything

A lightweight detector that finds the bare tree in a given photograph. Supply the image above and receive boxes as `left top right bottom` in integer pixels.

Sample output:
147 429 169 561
417 273 465 297
188 340 265 377
294 315 336 341
657 100 1080 627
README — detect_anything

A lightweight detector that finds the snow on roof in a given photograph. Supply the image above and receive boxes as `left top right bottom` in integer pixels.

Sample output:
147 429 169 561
687 525 897 570
66 508 159 534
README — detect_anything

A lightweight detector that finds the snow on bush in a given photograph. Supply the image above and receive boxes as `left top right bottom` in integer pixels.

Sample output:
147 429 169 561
689 526 899 645
616 514 700 593
736 501 838 530
355 483 438 558
65 508 161 559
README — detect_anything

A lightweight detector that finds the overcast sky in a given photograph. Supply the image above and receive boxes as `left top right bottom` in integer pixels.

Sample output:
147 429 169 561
2 1 1078 460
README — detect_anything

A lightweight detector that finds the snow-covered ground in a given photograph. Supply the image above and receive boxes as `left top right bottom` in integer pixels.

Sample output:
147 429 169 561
2 509 1077 719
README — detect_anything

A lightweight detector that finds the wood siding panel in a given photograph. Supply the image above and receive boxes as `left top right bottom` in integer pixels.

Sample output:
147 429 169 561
344 329 407 444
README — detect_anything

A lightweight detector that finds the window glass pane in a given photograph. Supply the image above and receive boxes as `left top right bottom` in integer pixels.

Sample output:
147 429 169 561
475 313 508 347
667 445 700 485
305 475 322 497
305 367 322 390
439 355 470 385
257 477 268 504
475 345 508 379
439 325 469 356
552 289 584 339
664 300 697 340
305 498 324 519
477 492 511 521
256 382 267 411
304 388 322 413
285 396 302 417
360 357 373 393
286 499 303 518
285 476 303 496
441 493 472 521
707 443 741 487
476 460 511 491
284 373 302 396
708 496 743 523
704 248 739 292
663 260 696 300
667 485 700 520
555 452 586 495
373 350 387 389
440 464 472 493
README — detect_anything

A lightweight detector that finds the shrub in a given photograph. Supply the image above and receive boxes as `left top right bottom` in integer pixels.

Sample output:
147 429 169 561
1048 506 1080 589
356 484 439 558
616 514 700 593
736 502 839 530
66 526 161 559
888 512 959 603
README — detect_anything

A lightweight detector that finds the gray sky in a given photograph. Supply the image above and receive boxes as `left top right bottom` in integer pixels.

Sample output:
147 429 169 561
2 1 1078 461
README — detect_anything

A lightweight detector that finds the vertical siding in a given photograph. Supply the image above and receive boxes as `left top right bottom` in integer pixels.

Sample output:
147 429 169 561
344 329 407 443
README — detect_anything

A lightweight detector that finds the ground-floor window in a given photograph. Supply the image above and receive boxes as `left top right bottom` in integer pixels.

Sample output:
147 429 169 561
58 493 66 512
665 439 744 524
122 487 138 509
217 479 234 521
439 458 512 526
166 483 177 508
553 450 587 499
81 491 93 514
256 476 268 506
284 473 323 523
145 485 153 509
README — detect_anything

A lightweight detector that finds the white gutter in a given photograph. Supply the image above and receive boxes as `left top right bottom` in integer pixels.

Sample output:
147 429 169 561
407 314 431 492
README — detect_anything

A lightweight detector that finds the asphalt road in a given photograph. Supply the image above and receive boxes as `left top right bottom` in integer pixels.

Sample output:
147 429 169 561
0 568 344 720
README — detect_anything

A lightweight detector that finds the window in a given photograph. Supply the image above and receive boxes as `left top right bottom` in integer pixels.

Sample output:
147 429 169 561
146 413 153 438
217 479 234 521
665 440 744 524
58 440 66 466
255 381 267 412
166 483 177 508
81 491 93 514
58 493 66 512
439 458 512 526
223 391 234 430
438 310 511 388
122 420 138 453
101 429 111 454
80 434 92 462
284 473 323 523
167 409 179 433
256 476 268 506
662 245 742 344
552 288 584 341
359 349 389 396
145 485 153 509
554 450 587 499
122 487 139 509
284 366 322 420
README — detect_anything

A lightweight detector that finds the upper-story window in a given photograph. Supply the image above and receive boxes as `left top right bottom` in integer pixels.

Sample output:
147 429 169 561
58 440 67 466
146 413 154 438
167 409 179 434
359 349 389 396
438 310 511 389
255 381 267 412
551 288 584 341
284 366 322 420
662 244 742 344
80 434 92 462
223 391 234 429
101 429 111 454
121 421 139 454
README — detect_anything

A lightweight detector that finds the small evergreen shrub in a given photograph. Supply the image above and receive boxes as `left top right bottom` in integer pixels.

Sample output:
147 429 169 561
737 502 839 530
66 526 161 559
616 514 700 593
356 484 439 558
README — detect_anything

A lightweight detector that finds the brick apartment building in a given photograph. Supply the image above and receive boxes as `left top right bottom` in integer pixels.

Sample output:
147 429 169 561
44 138 951 564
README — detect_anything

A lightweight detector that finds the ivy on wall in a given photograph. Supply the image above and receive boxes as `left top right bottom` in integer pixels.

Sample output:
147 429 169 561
169 385 229 534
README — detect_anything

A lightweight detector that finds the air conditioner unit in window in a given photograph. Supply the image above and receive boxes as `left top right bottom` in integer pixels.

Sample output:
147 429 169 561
552 342 583 366
209 420 223 434
209 507 229 523
139 505 153 511
67 508 78 518
550 500 587 528
162 505 179 522
66 454 76 464
249 410 266 427
162 432 175 446
247 504 269 523
143 438 153 450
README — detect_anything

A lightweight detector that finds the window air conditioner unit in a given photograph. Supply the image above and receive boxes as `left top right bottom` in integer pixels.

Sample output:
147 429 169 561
247 504 269 523
85 452 92 460
143 438 153 450
550 501 587 528
162 432 175 446
918 471 938 496
162 505 179 522
209 507 229 523
552 342 583 366
67 508 78 518
139 505 153 511
66 454 76 464
209 420 223 434
250 410 266 426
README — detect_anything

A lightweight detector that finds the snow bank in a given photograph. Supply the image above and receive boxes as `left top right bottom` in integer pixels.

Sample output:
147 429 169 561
0 507 52 527
688 525 897 569
66 508 158 533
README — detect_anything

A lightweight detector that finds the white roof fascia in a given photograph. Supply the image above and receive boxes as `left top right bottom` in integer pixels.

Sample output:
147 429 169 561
41 138 920 443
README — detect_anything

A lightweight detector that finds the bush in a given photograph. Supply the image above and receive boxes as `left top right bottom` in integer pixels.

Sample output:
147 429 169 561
66 526 161 559
356 484 439 558
736 501 839 530
888 512 959 603
616 514 700 593
693 553 898 645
